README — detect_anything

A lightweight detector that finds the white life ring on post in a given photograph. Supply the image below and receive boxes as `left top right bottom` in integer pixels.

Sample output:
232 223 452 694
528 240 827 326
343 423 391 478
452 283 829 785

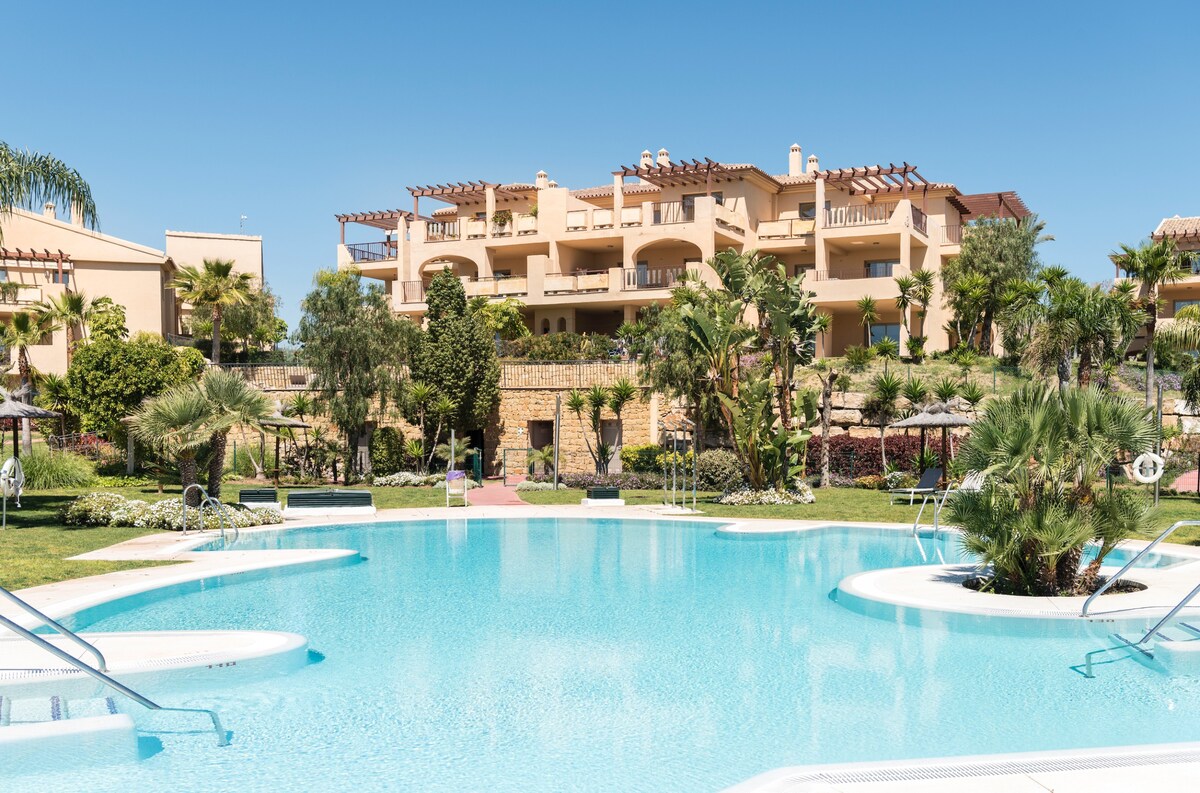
1131 452 1165 484
0 457 23 504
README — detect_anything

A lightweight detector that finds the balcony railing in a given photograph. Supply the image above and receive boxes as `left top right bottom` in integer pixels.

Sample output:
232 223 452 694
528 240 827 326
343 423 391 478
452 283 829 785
399 280 426 304
544 269 610 294
426 221 459 242
620 206 643 227
346 241 397 263
757 218 816 239
565 208 615 232
824 202 897 228
910 206 928 236
464 218 487 239
813 264 909 282
465 275 528 297
623 265 694 290
652 201 694 225
941 224 962 245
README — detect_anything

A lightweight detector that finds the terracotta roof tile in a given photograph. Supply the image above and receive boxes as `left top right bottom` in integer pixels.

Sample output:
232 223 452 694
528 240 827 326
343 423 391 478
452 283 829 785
1154 216 1200 239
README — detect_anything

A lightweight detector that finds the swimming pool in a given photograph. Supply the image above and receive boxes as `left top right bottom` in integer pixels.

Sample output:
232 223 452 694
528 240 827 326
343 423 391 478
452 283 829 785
8 517 1200 792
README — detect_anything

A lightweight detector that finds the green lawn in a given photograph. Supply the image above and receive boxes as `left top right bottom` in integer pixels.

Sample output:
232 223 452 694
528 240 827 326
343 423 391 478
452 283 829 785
0 482 446 591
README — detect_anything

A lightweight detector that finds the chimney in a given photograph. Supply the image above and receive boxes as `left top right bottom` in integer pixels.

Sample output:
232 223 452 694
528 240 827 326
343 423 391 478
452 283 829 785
656 148 670 167
640 149 653 169
806 154 819 175
788 144 803 177
43 202 56 219
70 201 85 228
535 170 549 189
548 180 558 188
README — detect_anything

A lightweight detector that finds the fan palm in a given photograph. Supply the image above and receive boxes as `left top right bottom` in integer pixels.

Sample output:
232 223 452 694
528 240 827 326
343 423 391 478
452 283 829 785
526 444 555 478
0 143 97 245
1111 238 1194 405
197 368 271 498
33 291 113 359
37 372 71 437
948 383 1156 595
130 385 215 505
170 258 256 364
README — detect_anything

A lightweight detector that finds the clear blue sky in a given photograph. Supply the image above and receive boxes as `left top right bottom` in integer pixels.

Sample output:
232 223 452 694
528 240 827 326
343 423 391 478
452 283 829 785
6 1 1198 329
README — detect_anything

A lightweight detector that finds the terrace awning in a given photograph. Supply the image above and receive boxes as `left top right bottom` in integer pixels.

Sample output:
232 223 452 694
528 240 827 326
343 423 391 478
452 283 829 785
613 158 741 191
951 191 1032 221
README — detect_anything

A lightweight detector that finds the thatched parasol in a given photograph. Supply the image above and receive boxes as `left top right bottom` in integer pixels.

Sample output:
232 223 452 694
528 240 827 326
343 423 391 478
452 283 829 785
0 399 60 458
890 401 973 476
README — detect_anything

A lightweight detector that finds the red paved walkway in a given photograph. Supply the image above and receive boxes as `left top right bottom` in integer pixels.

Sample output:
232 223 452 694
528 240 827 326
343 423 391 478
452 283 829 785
467 479 528 506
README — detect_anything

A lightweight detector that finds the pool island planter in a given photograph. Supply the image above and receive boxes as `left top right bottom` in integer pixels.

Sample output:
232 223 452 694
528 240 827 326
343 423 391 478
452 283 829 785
834 561 1200 636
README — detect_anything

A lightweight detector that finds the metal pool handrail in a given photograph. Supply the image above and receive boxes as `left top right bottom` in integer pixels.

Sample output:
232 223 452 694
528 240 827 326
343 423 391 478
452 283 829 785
0 611 229 746
1136 581 1200 645
1081 520 1200 617
180 484 239 546
0 584 107 671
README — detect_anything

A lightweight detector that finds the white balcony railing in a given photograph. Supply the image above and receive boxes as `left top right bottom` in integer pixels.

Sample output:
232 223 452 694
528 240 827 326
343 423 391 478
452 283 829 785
620 206 643 227
824 202 897 228
426 221 459 242
544 270 610 294
465 276 528 297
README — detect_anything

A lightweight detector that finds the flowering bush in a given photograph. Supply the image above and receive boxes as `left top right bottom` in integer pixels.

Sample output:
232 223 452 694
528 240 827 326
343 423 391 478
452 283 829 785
716 484 815 505
515 480 557 492
853 475 887 490
373 471 440 487
884 470 917 489
619 444 664 473
61 493 283 531
432 477 479 490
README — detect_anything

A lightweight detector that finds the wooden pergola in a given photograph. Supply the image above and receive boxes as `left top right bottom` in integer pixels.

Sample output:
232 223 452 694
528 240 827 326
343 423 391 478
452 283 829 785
952 191 1031 221
612 158 735 193
407 182 533 218
815 163 929 196
0 248 72 283
1153 228 1200 245
335 209 419 244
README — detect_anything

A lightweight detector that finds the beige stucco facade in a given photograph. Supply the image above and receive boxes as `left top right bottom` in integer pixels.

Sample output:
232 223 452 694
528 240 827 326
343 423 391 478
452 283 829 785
165 230 264 280
0 206 264 376
337 144 1029 356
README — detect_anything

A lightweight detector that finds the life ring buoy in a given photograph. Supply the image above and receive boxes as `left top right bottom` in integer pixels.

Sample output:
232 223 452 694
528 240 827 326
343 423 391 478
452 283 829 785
0 457 23 502
1131 452 1165 484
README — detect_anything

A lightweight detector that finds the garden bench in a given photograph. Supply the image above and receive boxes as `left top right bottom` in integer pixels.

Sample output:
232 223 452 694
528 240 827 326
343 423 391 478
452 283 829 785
283 489 376 518
239 488 281 511
581 486 624 507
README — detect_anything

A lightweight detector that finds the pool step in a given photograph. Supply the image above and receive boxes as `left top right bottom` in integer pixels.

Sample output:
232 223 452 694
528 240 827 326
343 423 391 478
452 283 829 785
1112 622 1200 675
0 694 138 773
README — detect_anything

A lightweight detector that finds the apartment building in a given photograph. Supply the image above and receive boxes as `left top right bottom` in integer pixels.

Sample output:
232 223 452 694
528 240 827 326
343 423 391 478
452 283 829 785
1143 216 1200 318
0 205 264 374
336 145 1031 356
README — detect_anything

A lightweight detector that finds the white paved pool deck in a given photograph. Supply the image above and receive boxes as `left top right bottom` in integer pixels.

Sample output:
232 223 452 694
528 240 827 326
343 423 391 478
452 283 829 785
5 503 1200 792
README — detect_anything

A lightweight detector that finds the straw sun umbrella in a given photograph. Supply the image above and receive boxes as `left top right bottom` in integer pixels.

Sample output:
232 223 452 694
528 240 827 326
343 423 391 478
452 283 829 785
889 402 973 480
0 399 60 459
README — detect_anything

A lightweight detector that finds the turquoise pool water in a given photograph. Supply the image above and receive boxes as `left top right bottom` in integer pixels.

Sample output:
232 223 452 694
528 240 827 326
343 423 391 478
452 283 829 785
9 518 1200 792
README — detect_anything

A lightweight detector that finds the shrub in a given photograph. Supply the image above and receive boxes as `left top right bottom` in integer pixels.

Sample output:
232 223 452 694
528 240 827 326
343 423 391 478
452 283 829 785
61 492 283 531
932 376 960 403
499 332 617 361
655 449 694 471
853 474 886 490
22 450 97 490
515 480 557 492
620 443 664 473
872 337 900 360
885 470 917 489
805 434 924 479
715 484 815 505
844 345 875 372
373 471 438 487
369 427 407 476
558 471 661 489
695 449 745 491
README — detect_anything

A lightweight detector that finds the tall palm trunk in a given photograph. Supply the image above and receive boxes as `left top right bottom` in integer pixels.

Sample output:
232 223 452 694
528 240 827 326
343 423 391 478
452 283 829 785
17 351 32 455
1144 310 1157 407
1077 348 1093 388
207 430 227 498
181 453 201 507
819 370 835 488
211 306 223 364
980 305 995 354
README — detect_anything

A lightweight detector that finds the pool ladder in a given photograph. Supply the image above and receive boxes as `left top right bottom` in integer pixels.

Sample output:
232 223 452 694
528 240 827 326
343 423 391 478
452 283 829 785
0 584 229 746
181 484 240 547
1082 520 1200 648
910 489 952 564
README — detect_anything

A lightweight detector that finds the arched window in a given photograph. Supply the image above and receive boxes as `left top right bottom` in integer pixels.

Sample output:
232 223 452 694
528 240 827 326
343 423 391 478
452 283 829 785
541 319 550 335
557 317 567 333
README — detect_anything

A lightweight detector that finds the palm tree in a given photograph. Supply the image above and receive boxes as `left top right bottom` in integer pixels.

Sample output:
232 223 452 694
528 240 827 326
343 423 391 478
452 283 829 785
129 385 215 506
197 368 271 498
863 371 902 470
526 444 555 478
0 143 97 245
3 311 60 454
607 378 638 466
1111 238 1194 405
33 291 113 360
285 392 316 476
170 258 255 364
856 295 878 345
948 383 1155 595
37 372 71 437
